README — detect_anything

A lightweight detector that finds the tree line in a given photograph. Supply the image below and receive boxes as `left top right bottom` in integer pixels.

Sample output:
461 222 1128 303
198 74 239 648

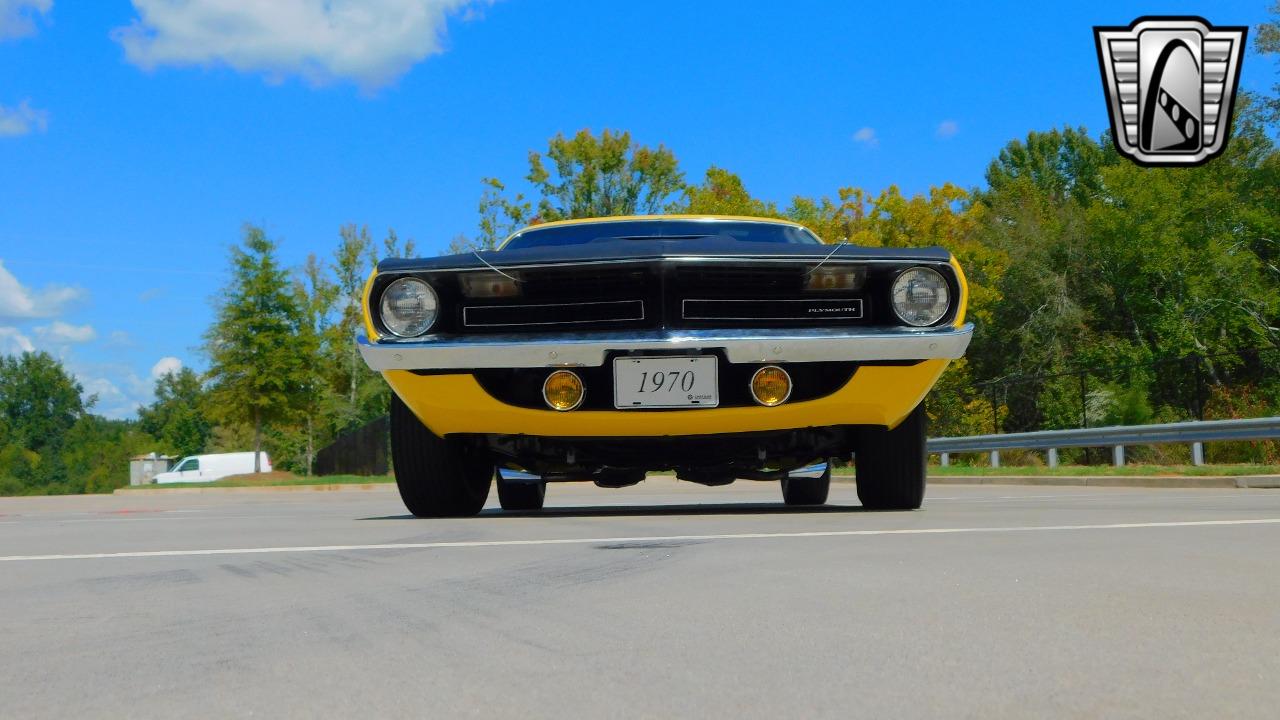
0 224 414 494
3 11 1278 492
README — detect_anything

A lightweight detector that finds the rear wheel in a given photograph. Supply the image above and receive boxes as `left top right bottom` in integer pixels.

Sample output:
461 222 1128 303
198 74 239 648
496 474 546 511
780 462 831 506
855 403 927 510
389 393 491 517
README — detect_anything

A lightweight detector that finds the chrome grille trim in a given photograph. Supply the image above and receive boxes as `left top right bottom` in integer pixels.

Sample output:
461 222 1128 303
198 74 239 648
682 298 864 321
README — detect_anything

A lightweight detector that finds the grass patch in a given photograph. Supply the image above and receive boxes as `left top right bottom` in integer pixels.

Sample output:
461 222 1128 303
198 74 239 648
121 472 393 489
925 464 1279 477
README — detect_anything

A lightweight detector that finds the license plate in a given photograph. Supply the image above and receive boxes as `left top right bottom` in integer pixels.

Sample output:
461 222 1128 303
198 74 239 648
613 356 719 409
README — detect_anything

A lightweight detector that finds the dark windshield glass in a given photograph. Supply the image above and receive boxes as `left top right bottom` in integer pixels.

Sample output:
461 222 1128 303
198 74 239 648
504 220 822 250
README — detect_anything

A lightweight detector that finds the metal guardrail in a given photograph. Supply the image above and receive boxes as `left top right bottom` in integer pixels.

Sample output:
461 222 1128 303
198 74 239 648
927 417 1280 467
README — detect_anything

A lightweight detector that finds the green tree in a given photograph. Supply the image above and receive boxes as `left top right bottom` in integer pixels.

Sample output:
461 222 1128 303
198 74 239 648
969 105 1280 434
381 228 417 260
478 177 531 248
326 224 399 432
1257 3 1280 125
331 223 375 429
980 126 1109 205
0 351 87 455
60 415 152 494
0 351 138 495
292 252 339 473
204 225 310 472
0 443 40 495
680 166 780 217
460 177 532 253
138 367 211 457
207 422 254 454
527 129 684 220
473 129 685 245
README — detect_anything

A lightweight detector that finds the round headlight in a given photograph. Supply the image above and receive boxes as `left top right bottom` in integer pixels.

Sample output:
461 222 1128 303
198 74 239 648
379 277 439 337
891 267 950 327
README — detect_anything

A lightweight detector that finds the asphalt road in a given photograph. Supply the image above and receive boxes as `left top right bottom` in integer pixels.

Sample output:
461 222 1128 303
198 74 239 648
2 480 1278 719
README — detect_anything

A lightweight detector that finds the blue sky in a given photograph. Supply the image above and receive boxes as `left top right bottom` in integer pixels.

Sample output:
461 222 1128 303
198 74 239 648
0 0 1275 418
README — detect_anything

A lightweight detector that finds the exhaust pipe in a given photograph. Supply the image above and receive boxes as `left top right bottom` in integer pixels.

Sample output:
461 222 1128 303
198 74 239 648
496 467 542 484
786 461 829 479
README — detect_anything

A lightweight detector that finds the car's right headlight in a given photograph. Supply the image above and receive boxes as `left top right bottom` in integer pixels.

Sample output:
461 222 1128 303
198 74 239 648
890 267 950 326
379 277 439 337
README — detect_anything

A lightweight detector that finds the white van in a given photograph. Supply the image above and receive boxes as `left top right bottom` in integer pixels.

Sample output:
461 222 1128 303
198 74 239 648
152 452 272 483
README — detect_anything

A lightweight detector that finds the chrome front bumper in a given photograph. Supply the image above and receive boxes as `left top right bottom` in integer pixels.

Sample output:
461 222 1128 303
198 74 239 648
357 323 973 371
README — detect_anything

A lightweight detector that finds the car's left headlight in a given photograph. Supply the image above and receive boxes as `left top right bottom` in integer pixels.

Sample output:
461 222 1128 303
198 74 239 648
891 267 950 326
380 277 439 337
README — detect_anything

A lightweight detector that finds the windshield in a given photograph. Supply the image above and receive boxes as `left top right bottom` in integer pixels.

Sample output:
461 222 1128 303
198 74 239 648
503 220 822 250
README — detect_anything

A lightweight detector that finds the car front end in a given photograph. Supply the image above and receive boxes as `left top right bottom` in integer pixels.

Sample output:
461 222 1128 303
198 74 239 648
357 216 972 516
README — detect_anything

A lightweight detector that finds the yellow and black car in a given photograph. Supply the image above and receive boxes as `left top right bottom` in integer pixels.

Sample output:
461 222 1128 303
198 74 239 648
358 215 972 516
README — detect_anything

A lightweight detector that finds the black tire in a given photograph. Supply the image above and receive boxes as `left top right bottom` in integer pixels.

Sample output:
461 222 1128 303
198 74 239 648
781 462 831 506
496 474 546 511
855 403 927 510
389 393 491 517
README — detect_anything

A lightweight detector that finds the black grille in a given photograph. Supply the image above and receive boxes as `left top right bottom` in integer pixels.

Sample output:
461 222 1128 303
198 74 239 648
672 265 806 296
519 267 649 299
463 300 645 328
378 259 959 335
438 262 874 332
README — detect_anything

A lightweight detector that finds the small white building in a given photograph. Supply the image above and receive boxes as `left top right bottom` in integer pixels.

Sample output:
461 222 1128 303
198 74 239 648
129 453 176 485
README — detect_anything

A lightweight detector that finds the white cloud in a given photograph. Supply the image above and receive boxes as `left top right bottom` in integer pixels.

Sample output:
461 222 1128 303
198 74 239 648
113 0 483 91
65 362 154 419
0 260 85 319
35 320 96 344
852 127 878 148
123 371 153 399
0 99 49 137
78 375 133 417
138 286 165 302
150 355 182 379
0 265 82 323
80 376 121 400
936 119 959 139
0 0 51 41
0 326 34 355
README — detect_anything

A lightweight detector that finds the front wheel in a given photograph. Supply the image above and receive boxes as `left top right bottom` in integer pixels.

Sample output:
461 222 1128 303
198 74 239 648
855 403 927 510
390 394 491 518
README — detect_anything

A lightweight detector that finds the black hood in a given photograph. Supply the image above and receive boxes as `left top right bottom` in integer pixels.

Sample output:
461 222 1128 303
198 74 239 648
378 237 952 273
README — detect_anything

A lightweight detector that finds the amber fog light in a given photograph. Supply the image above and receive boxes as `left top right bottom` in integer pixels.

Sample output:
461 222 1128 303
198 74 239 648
543 370 585 411
750 366 792 407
